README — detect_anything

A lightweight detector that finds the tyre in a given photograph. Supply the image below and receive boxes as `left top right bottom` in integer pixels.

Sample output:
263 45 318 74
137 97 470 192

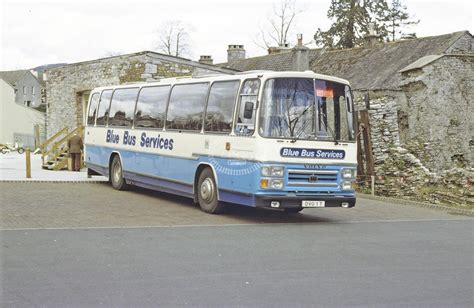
197 168 224 214
17 147 24 154
110 155 129 191
1 148 7 154
283 208 303 213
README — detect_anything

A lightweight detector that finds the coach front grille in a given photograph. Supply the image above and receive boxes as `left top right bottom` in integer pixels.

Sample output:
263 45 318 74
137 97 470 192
287 169 338 187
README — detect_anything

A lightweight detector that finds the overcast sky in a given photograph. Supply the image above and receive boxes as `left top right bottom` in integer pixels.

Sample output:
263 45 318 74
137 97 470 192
0 0 472 71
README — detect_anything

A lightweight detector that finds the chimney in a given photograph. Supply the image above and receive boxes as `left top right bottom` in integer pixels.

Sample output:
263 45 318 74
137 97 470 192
227 45 245 63
291 34 309 71
267 43 291 55
199 55 213 65
297 33 303 47
363 23 381 47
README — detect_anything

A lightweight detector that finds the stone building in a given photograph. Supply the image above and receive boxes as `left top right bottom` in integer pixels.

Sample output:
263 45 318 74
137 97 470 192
45 51 236 137
219 31 473 204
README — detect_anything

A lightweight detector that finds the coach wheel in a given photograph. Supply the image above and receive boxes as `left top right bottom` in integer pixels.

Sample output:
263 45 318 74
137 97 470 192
110 155 129 191
197 168 224 214
17 147 25 154
283 208 303 214
1 148 7 154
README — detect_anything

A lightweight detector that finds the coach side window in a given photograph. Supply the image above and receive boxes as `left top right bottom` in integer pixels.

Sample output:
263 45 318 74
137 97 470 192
87 93 100 125
166 83 208 131
96 90 113 126
205 81 240 133
235 79 260 136
108 88 139 127
135 86 170 129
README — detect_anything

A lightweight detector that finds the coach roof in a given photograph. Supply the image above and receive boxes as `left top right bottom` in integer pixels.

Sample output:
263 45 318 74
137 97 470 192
90 71 350 93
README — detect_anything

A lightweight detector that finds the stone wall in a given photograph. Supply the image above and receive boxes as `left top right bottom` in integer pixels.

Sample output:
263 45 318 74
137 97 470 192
400 55 474 172
45 52 235 137
46 53 147 137
354 90 402 165
352 55 474 207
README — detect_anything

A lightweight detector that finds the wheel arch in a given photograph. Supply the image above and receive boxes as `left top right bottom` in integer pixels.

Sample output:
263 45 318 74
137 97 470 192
194 163 220 203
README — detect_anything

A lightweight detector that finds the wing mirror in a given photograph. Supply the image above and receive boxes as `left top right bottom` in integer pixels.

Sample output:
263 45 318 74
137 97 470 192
243 102 254 119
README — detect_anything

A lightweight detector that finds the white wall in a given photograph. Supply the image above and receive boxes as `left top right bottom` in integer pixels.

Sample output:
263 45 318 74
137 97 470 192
0 79 45 147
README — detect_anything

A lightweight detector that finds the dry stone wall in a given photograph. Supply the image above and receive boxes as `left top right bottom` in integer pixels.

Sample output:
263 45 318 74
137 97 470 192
354 91 401 167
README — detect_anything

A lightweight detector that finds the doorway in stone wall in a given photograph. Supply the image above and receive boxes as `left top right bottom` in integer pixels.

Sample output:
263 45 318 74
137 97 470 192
76 91 91 127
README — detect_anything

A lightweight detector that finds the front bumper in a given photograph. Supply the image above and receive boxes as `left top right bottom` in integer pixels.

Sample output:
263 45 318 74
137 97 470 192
254 194 356 209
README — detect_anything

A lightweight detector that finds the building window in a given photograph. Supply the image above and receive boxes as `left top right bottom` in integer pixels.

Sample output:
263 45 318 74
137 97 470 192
23 86 26 94
24 101 31 107
32 86 35 95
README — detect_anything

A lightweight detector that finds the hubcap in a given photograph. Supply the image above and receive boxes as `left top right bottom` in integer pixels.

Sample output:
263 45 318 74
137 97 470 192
200 178 215 203
113 162 121 183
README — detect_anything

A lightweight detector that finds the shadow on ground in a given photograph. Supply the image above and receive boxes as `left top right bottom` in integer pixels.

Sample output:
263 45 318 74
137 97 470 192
111 184 336 225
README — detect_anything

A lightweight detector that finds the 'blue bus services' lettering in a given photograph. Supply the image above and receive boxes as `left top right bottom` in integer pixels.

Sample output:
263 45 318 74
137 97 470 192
105 130 174 150
280 147 345 159
140 132 174 150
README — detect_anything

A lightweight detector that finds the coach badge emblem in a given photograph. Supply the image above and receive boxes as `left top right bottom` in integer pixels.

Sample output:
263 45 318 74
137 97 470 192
308 174 318 182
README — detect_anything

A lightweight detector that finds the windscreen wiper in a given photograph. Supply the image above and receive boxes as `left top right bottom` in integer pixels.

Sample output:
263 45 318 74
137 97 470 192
289 105 313 143
319 111 339 145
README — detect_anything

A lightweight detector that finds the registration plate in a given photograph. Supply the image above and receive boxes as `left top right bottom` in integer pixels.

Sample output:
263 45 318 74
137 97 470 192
302 200 325 208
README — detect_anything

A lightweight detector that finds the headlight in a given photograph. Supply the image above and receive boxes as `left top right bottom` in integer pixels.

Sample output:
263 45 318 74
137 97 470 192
341 180 353 190
341 168 356 179
261 166 284 177
260 178 284 189
270 179 283 189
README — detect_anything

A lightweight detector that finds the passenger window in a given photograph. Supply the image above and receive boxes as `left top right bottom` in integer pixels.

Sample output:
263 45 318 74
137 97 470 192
235 79 260 136
205 81 240 133
96 90 113 126
87 93 100 126
135 86 170 129
166 83 208 131
108 88 139 127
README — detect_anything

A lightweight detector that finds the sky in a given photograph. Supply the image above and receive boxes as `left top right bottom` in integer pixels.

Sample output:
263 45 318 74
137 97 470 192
0 0 472 71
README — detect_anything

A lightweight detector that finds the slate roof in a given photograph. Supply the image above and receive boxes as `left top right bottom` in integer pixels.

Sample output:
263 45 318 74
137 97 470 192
398 55 444 73
219 31 471 90
0 70 28 87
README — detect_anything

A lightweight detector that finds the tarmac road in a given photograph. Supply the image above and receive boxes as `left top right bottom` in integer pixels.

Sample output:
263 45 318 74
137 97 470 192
1 183 473 307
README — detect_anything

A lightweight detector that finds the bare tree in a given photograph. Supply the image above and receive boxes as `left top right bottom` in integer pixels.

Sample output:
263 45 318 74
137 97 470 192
257 0 303 49
156 20 191 58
